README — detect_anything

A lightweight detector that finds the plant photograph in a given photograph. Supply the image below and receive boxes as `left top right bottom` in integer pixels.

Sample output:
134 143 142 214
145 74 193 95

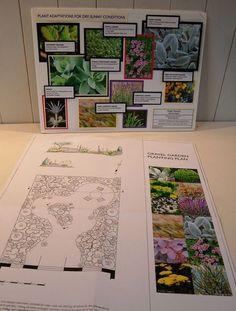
48 55 108 96
184 215 216 240
78 98 116 128
149 167 200 183
143 21 202 70
186 238 224 266
124 35 154 79
37 23 79 62
110 80 143 105
152 214 185 239
44 98 67 128
165 82 194 103
154 238 188 264
155 263 194 294
123 110 147 128
84 28 123 60
177 182 205 198
191 265 232 296
178 196 209 216
151 197 180 215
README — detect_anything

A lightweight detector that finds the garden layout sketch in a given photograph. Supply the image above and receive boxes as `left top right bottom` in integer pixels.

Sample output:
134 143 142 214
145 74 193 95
0 135 235 311
32 8 206 133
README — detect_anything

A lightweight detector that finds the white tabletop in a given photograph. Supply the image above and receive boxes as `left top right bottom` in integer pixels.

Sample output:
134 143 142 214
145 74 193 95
0 122 236 270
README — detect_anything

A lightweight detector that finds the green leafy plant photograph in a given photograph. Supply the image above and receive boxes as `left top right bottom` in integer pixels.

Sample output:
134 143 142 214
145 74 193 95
84 28 123 60
37 24 79 62
123 110 147 128
48 55 108 96
110 80 143 105
79 98 116 128
125 35 154 79
143 21 202 70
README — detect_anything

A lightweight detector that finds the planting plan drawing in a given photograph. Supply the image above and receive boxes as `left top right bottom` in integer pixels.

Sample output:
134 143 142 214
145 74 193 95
0 135 235 311
32 8 206 132
0 175 121 278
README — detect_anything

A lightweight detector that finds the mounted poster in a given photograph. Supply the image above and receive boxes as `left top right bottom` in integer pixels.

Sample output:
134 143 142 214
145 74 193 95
32 8 206 132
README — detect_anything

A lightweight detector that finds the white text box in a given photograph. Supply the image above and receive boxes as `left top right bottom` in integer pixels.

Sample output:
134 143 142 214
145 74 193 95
163 71 194 82
146 15 179 28
133 92 162 105
44 86 74 98
103 23 137 37
44 41 76 52
96 103 126 114
153 109 194 129
90 58 120 71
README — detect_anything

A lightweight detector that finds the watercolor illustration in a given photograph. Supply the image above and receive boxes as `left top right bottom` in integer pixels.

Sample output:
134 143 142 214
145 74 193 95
124 35 154 79
79 98 116 128
41 158 73 168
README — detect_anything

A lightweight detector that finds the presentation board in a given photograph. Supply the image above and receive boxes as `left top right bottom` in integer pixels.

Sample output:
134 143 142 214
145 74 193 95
32 8 206 132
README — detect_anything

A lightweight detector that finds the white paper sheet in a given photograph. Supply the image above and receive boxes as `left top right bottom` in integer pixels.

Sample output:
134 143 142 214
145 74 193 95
0 135 235 310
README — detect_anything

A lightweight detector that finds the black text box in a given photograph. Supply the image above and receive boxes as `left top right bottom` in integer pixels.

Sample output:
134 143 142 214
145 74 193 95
95 103 126 114
146 15 180 28
44 86 74 99
103 23 137 37
133 92 162 105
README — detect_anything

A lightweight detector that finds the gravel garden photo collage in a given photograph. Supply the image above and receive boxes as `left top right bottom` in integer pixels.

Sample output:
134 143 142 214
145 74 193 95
149 166 232 296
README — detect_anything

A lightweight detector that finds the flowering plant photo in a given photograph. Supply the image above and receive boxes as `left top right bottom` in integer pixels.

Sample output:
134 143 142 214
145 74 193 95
125 35 154 79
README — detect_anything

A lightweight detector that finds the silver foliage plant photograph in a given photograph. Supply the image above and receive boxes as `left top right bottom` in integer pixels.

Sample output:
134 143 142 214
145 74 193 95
143 22 202 70
44 98 67 128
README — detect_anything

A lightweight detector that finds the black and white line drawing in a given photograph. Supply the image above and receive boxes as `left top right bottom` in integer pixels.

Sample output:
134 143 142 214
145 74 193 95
0 175 121 278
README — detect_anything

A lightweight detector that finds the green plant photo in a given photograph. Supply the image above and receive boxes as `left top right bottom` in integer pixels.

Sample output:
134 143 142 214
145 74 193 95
48 55 108 96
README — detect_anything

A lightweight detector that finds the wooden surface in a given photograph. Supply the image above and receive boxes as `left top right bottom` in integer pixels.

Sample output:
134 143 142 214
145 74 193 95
0 0 236 123
0 122 236 272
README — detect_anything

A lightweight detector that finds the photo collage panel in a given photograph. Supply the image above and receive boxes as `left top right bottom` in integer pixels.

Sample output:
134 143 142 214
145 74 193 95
149 166 232 296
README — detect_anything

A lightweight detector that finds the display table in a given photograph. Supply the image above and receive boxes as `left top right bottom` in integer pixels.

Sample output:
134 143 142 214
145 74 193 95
0 122 235 271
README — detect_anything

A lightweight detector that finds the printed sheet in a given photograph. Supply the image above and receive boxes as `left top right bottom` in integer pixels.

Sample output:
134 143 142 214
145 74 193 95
0 135 235 310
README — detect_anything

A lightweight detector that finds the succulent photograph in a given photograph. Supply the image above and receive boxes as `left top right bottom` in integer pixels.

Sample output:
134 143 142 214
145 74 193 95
48 55 108 96
143 21 202 70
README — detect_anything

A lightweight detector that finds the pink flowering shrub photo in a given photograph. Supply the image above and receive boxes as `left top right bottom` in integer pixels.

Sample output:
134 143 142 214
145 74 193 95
186 238 224 266
125 35 154 79
154 238 188 264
